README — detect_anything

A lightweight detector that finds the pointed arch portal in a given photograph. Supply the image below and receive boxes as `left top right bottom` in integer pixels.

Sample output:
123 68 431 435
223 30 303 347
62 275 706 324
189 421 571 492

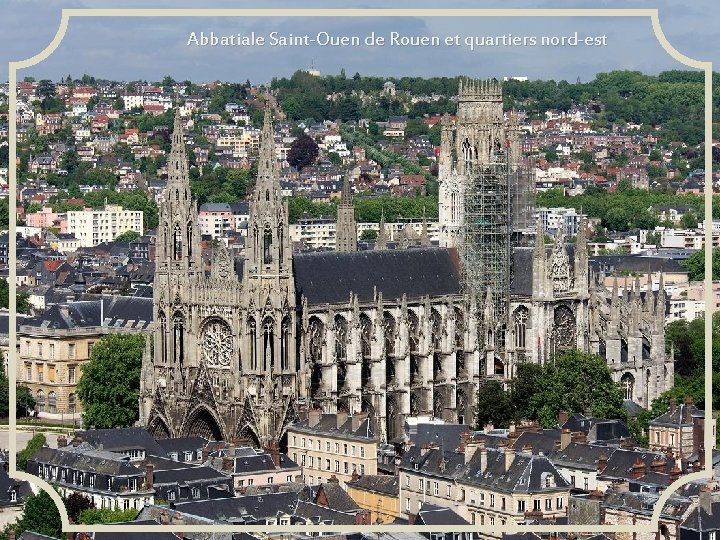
183 407 224 441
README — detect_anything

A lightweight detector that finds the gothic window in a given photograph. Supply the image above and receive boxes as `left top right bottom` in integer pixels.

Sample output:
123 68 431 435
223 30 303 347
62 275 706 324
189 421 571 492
646 368 652 404
456 389 468 425
454 307 464 350
173 224 182 260
308 317 324 365
173 313 185 365
360 313 372 359
430 308 442 351
513 306 529 349
175 189 179 202
494 357 504 376
410 392 420 416
263 317 275 371
281 317 290 370
383 312 396 357
334 315 347 361
551 305 576 352
186 222 193 258
386 396 398 442
433 351 445 380
462 138 471 163
263 226 273 265
621 373 635 401
407 310 419 353
266 189 270 201
158 312 167 363
410 355 420 386
248 318 257 370
433 390 444 419
278 226 284 264
200 319 233 367
496 324 507 352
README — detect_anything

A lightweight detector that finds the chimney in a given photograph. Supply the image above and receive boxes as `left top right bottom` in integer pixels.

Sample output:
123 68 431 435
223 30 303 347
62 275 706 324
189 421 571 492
420 442 438 456
202 446 209 462
329 474 340 483
351 412 368 432
650 458 666 472
350 469 360 482
560 428 572 450
145 462 154 489
309 409 322 428
159 510 171 525
521 444 533 455
172 511 184 525
336 411 348 429
571 431 587 444
699 444 706 467
558 410 569 427
457 431 472 453
597 451 608 473
480 445 488 472
484 423 494 433
222 456 234 472
355 509 372 525
631 457 646 480
693 460 703 473
218 441 225 450
669 397 677 414
684 396 693 424
700 484 713 515
270 442 281 468
57 435 68 448
694 416 705 456
669 465 681 482
504 447 515 471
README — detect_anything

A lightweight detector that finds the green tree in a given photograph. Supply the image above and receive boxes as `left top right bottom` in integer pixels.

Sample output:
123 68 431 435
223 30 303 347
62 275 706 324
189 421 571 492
288 134 319 170
114 230 141 243
360 229 378 241
13 489 63 538
17 433 47 472
682 248 720 281
474 381 513 429
78 507 140 524
76 334 145 429
680 212 699 229
65 492 94 524
16 385 35 418
527 350 627 428
509 362 543 422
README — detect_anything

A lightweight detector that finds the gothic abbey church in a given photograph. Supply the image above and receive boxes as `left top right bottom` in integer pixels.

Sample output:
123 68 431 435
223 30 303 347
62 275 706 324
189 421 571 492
140 81 673 448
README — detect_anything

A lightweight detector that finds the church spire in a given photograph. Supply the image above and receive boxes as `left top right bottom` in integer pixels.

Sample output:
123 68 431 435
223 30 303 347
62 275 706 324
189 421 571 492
167 108 190 190
335 177 357 252
420 206 430 247
256 101 278 194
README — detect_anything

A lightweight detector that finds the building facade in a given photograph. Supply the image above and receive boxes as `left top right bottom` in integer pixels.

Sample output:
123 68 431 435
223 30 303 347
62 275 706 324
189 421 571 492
66 204 143 247
141 90 673 452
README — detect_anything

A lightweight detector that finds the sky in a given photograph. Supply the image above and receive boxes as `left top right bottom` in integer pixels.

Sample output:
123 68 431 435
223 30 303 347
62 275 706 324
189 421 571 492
0 0 718 85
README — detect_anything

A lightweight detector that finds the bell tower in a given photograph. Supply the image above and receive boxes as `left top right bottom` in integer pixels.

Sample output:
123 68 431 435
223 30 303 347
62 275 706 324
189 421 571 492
241 102 298 446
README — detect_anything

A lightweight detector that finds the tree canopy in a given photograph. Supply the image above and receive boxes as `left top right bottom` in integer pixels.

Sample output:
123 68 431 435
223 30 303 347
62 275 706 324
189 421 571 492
10 489 63 538
76 333 145 429
682 248 720 281
287 134 319 170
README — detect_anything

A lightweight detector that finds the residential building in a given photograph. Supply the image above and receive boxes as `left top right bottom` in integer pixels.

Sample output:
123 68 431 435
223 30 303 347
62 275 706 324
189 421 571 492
286 411 378 488
67 204 144 247
346 473 401 524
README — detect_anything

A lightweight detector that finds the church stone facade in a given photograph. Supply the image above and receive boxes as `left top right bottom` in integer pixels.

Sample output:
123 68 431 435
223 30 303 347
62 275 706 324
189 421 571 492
141 83 673 450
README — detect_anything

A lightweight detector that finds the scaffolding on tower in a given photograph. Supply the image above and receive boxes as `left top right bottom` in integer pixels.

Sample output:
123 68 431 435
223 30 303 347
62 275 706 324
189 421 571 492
459 149 512 324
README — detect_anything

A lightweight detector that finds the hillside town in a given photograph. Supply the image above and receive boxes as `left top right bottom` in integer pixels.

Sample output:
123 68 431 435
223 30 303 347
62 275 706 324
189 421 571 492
1 69 719 539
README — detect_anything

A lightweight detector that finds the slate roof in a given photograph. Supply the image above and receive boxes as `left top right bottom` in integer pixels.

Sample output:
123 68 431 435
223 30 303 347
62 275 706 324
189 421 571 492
561 414 632 442
294 500 356 525
304 482 360 512
346 474 399 496
81 520 187 539
406 423 470 451
550 443 616 471
461 447 571 494
649 401 706 427
511 245 577 296
400 446 466 481
292 247 461 305
680 499 720 531
173 491 299 522
508 429 560 456
30 445 141 476
598 448 677 484
20 296 153 331
589 254 686 274
416 502 469 525
19 533 64 540
602 490 691 520
290 414 377 442
233 452 299 474
152 465 230 485
75 428 167 457
156 436 209 455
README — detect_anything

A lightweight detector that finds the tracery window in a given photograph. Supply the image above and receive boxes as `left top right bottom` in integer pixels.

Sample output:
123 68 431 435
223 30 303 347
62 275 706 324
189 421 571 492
514 306 529 349
621 373 635 401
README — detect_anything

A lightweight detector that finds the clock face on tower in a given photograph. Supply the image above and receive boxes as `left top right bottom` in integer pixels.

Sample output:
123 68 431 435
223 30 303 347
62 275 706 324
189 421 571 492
201 320 233 367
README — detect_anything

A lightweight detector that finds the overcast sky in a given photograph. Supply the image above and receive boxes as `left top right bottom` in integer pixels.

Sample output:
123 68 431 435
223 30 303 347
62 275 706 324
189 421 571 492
1 0 718 85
